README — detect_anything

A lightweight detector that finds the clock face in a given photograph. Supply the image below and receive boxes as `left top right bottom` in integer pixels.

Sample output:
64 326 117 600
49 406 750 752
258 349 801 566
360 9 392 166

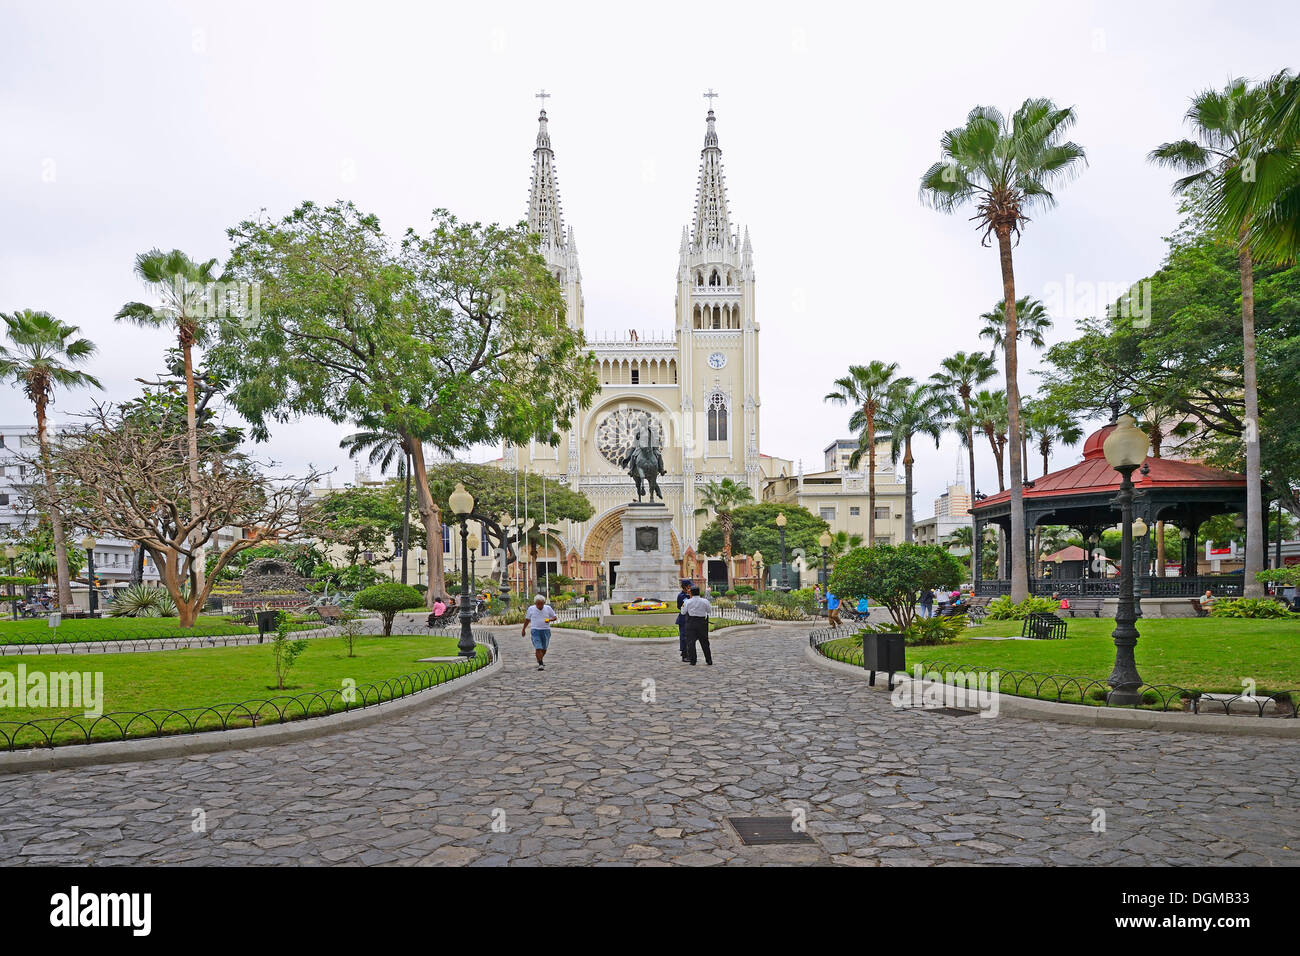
707 352 727 370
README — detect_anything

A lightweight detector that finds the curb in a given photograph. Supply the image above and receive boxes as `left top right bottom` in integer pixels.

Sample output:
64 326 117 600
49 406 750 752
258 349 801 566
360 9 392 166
0 654 504 775
803 644 1300 739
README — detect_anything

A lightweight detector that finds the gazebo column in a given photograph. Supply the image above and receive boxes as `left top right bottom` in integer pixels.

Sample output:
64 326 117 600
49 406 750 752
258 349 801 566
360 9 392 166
973 516 983 592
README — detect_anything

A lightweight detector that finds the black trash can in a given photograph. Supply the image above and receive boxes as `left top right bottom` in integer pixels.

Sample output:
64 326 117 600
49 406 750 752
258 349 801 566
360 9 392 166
862 633 906 689
255 610 279 643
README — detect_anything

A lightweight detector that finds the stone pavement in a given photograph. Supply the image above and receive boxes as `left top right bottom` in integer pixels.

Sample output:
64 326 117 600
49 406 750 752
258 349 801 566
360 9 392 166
3 625 1298 866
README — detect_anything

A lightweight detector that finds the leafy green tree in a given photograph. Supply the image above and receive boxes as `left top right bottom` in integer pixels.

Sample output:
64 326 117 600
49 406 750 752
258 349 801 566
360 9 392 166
921 98 1087 602
214 201 599 610
0 310 101 608
1150 78 1274 596
697 503 828 574
825 361 909 545
931 350 998 576
354 582 423 636
868 380 953 542
694 478 755 589
314 483 411 565
827 543 964 630
6 521 85 585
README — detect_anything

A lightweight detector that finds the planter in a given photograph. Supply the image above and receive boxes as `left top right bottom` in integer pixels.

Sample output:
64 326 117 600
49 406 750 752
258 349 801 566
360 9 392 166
862 633 905 689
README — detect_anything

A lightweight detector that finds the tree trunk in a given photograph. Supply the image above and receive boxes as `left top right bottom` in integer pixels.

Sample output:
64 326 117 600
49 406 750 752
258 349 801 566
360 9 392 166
1240 241 1265 597
965 399 977 579
182 337 205 600
997 228 1029 603
408 438 445 607
35 399 74 609
1155 520 1166 577
903 437 914 543
400 454 411 585
866 412 877 546
722 518 734 589
986 430 1005 491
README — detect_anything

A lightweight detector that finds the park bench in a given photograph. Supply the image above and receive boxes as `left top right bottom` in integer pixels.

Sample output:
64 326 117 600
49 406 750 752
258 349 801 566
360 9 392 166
1062 597 1104 618
314 605 345 622
1021 612 1067 640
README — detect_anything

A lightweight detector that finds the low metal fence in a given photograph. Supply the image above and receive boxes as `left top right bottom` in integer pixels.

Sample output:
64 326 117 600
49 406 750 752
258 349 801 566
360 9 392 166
0 632 499 751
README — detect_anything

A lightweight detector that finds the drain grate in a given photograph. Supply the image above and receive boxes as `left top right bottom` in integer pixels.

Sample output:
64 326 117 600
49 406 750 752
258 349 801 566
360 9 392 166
727 816 816 846
925 707 979 717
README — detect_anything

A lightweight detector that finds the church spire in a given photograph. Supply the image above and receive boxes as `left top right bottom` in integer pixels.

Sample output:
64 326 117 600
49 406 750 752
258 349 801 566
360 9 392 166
692 100 732 251
527 95 566 251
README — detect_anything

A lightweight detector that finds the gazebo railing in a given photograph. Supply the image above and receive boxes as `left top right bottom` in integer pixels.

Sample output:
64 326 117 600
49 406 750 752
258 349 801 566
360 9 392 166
975 576 1245 599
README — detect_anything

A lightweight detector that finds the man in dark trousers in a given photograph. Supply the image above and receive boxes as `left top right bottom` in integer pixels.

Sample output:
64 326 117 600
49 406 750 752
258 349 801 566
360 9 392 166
683 585 713 666
676 578 692 663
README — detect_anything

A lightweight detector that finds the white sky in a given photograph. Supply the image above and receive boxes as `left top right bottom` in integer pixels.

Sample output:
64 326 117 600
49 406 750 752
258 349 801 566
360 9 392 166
2 0 1296 515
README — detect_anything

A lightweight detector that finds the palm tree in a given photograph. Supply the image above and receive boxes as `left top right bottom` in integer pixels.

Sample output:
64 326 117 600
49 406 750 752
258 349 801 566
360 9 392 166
921 98 1087 602
978 296 1054 359
970 389 1009 492
1150 79 1271 597
825 361 908 545
943 526 974 554
116 249 219 594
931 351 997 575
694 478 754 589
1023 400 1083 478
863 381 953 543
0 311 101 609
341 427 413 584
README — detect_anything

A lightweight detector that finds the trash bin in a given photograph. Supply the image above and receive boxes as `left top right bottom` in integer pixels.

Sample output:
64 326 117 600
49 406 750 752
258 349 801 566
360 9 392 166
862 633 906 689
255 610 279 643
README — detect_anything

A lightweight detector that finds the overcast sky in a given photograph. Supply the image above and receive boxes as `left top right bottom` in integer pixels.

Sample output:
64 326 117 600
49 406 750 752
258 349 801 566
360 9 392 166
2 0 1296 515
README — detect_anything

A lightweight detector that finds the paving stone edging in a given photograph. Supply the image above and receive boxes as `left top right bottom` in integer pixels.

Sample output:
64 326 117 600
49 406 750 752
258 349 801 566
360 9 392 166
0 654 504 775
804 644 1300 739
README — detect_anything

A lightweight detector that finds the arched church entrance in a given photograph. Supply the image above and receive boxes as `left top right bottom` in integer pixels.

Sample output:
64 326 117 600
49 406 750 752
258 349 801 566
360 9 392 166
582 505 682 601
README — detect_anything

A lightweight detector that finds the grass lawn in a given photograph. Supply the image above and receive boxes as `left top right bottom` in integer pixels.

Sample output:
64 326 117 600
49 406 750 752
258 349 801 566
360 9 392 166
0 635 490 748
0 615 324 645
818 617 1300 705
553 619 742 638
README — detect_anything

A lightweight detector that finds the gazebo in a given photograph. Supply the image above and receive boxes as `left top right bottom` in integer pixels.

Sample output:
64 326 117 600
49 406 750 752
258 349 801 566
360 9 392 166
971 421 1253 598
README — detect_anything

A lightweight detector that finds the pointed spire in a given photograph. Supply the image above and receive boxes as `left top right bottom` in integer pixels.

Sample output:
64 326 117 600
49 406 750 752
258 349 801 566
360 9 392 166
527 104 566 251
692 106 732 251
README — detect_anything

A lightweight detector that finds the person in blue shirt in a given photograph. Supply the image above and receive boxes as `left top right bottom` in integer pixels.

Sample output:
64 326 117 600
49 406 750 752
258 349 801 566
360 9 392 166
826 591 841 627
856 596 870 619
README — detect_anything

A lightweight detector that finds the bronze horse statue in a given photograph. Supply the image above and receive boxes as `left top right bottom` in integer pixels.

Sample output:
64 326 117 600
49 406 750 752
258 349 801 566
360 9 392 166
625 428 666 503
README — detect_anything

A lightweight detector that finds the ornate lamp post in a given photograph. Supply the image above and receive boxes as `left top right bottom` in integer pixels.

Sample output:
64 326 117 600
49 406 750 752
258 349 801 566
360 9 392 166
751 550 764 593
449 482 477 659
81 534 98 615
5 545 16 621
1103 415 1150 705
1054 553 1064 585
467 529 480 597
818 531 832 589
776 512 788 591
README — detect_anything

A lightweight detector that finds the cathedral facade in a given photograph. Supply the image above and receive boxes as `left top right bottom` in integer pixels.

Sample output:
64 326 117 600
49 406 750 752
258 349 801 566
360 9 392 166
497 104 791 594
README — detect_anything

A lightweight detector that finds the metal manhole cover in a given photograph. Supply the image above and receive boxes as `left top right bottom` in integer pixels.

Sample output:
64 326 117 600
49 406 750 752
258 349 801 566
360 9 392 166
727 816 816 846
926 707 979 717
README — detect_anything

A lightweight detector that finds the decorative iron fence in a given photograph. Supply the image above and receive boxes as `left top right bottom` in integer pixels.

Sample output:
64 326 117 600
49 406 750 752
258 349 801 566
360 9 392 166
0 633 499 751
554 606 600 623
976 576 1245 598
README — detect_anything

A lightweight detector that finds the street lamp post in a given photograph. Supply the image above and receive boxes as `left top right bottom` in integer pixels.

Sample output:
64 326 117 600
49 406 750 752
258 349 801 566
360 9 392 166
776 512 788 591
5 546 16 621
1132 518 1148 618
1103 415 1150 706
449 482 477 659
81 534 98 615
467 529 479 602
818 531 832 589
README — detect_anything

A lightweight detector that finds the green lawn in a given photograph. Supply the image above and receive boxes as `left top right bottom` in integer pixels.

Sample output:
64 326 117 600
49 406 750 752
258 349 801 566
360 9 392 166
553 619 741 638
0 635 490 748
818 617 1300 705
0 615 324 645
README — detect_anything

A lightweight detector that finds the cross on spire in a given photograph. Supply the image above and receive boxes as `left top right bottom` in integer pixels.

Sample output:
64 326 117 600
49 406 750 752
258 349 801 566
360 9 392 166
703 88 719 108
535 89 551 111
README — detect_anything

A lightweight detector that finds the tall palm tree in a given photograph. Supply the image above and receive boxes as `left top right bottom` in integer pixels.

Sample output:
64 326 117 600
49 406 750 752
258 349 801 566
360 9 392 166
931 350 997 575
1150 79 1271 597
825 361 908 545
862 381 953 543
116 249 219 594
341 427 413 584
694 478 754 590
1023 400 1083 478
921 98 1087 601
970 389 1010 492
978 296 1054 359
0 311 101 609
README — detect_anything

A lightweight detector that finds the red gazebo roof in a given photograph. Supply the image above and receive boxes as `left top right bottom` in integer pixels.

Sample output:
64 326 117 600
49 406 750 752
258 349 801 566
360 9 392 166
973 424 1246 512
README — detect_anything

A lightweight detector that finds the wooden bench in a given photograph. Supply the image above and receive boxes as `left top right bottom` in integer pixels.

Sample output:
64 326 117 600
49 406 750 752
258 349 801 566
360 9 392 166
1062 597 1104 618
314 605 345 622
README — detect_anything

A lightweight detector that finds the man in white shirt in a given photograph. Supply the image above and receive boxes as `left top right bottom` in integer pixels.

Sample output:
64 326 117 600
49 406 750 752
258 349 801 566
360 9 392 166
521 594 557 671
682 586 713 666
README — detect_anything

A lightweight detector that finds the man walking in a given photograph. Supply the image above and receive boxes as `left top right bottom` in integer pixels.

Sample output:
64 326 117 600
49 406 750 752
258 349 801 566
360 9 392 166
683 585 713 666
676 578 692 663
919 587 934 619
521 594 557 671
826 590 842 628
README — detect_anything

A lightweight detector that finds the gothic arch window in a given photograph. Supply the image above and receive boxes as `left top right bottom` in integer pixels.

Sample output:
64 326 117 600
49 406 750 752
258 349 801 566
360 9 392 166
707 390 728 441
709 269 720 286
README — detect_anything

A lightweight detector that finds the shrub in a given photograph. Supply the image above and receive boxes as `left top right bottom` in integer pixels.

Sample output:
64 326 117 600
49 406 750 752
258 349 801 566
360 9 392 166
758 603 808 621
354 582 424 636
489 606 529 626
872 614 967 645
1210 597 1297 619
827 544 964 630
984 596 1058 620
107 583 178 618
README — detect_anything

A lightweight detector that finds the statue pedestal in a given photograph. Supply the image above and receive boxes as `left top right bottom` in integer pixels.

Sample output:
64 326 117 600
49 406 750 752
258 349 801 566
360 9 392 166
610 502 679 604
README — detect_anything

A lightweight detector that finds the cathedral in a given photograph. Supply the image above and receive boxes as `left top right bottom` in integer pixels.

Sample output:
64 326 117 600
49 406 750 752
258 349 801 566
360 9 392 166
496 100 792 596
